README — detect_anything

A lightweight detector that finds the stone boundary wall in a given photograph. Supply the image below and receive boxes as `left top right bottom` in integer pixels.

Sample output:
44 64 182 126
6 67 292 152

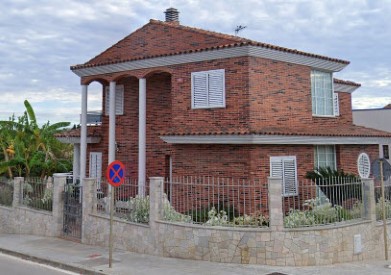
0 175 66 237
0 175 390 266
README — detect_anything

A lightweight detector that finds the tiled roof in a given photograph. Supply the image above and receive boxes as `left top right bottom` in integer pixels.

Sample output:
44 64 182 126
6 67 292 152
160 125 391 138
71 19 349 70
55 126 102 138
333 78 361 87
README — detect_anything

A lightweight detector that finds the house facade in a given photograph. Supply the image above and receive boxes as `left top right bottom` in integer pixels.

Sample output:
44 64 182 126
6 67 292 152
58 8 391 195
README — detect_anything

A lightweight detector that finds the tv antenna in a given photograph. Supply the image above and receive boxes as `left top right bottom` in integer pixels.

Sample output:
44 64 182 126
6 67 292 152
235 25 247 35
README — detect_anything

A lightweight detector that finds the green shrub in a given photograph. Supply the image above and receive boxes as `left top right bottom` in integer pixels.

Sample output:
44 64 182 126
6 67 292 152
376 199 391 220
0 184 13 206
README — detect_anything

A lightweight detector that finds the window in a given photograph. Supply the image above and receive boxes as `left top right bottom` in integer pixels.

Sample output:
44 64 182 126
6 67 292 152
270 156 298 196
191 69 225 109
357 152 370 178
383 145 390 159
314 145 336 170
105 84 124 115
311 70 338 116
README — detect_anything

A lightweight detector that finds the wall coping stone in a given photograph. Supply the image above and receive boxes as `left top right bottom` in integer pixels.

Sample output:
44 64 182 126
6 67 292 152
283 219 372 232
15 206 53 216
156 220 271 233
89 213 150 229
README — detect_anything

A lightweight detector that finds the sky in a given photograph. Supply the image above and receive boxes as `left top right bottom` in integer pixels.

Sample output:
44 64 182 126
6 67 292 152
1 0 390 125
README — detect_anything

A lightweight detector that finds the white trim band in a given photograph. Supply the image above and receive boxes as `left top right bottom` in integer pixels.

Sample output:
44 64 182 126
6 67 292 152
72 45 347 77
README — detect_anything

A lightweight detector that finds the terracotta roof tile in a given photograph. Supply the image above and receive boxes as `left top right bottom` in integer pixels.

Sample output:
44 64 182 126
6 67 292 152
160 125 391 138
71 20 349 71
55 126 102 138
334 78 361 87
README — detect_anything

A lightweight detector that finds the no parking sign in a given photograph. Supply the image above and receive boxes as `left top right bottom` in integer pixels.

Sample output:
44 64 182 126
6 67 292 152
106 160 125 187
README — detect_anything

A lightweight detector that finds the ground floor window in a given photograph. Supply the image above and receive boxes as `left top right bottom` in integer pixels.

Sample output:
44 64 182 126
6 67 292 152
383 145 390 159
270 156 298 196
314 145 336 170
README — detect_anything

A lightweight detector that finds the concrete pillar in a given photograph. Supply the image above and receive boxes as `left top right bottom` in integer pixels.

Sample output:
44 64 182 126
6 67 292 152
149 177 164 256
268 177 284 230
362 178 376 221
12 177 24 207
138 78 146 196
52 174 67 236
80 84 88 187
82 178 97 243
149 177 164 222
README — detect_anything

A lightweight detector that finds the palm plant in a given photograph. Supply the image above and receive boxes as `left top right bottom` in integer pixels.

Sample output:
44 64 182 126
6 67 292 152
0 100 72 178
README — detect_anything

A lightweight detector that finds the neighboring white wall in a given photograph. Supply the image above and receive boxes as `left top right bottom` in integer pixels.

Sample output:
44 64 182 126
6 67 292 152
353 108 391 162
353 108 391 132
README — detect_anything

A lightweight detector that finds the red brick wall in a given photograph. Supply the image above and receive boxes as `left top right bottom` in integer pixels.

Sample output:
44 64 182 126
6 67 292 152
87 72 172 179
248 56 355 130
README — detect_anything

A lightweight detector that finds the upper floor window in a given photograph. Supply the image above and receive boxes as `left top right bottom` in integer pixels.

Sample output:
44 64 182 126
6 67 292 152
311 70 336 116
191 69 225 109
314 145 336 170
105 85 124 116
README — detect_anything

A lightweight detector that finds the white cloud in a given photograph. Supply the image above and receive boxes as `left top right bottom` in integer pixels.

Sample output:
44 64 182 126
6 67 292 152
0 0 390 122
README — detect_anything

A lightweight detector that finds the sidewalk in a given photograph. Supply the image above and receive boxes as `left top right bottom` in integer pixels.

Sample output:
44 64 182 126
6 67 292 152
0 234 390 275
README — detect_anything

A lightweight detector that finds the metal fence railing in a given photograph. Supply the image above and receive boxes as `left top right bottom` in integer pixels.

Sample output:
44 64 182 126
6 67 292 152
163 177 269 228
0 177 13 207
375 179 391 221
97 178 150 224
283 177 363 228
22 177 53 211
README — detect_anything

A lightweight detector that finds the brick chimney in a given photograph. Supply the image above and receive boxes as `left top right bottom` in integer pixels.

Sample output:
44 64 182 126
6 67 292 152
164 7 179 24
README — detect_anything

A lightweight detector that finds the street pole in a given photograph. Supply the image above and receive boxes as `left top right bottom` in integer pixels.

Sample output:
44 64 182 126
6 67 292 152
380 159 389 260
109 187 115 267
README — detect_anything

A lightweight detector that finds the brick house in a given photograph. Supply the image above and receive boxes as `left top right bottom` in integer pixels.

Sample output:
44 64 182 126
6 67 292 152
58 8 391 197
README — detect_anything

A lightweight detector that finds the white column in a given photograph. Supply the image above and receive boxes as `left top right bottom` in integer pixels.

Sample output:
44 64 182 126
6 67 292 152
139 78 146 196
73 144 80 183
108 81 116 164
80 85 88 187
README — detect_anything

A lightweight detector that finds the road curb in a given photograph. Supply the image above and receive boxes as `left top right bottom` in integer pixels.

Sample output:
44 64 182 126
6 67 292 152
0 247 108 275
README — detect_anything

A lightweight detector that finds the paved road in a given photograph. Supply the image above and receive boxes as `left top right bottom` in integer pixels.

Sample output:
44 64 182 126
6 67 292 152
0 252 78 275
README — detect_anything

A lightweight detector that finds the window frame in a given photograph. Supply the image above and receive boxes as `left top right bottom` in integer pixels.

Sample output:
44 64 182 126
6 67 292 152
270 156 298 197
383 145 390 160
311 70 337 117
105 84 124 116
191 69 226 109
314 145 337 170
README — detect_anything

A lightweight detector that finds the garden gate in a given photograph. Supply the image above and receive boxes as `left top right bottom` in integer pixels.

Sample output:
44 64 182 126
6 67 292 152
62 176 82 240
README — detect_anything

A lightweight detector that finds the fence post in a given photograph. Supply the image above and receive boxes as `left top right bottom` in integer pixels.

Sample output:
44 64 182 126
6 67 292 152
82 178 96 243
149 177 164 222
12 177 24 207
52 174 67 236
362 178 376 221
268 177 284 230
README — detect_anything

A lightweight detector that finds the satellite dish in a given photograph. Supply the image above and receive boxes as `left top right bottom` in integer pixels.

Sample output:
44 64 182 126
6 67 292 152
372 158 391 181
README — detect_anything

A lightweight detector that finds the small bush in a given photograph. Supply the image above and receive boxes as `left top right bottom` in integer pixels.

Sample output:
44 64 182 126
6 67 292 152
0 185 13 206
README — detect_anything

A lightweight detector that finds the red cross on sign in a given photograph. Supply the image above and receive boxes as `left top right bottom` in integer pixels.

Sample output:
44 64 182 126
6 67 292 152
106 160 125 187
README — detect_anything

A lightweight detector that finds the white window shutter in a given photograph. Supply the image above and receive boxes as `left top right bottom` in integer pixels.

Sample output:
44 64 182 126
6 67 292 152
105 85 124 115
333 93 340 116
192 72 208 108
270 158 283 178
191 69 225 109
270 156 298 197
208 70 225 107
282 159 298 196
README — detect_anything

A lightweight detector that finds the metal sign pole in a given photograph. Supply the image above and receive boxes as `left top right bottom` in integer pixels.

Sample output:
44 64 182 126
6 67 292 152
380 159 389 260
109 187 114 267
